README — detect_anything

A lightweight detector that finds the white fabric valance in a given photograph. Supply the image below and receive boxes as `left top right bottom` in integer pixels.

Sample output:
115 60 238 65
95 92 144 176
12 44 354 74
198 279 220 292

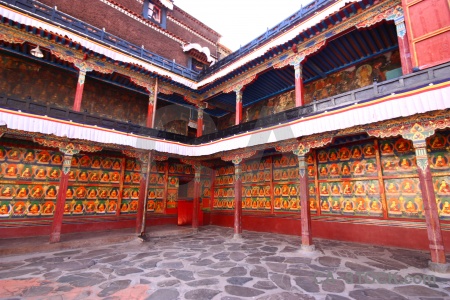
1 83 449 156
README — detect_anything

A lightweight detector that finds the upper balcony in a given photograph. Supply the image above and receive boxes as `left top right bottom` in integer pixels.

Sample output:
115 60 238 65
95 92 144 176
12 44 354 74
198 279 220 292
1 61 449 146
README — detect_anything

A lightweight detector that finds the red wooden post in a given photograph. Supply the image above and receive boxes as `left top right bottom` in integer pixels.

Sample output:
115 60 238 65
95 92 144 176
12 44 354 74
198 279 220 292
294 63 305 107
197 108 203 137
192 165 202 231
136 151 152 236
147 80 158 128
414 143 447 267
233 160 243 238
235 90 243 125
146 90 155 128
297 153 314 251
73 70 87 112
49 152 75 243
395 17 413 75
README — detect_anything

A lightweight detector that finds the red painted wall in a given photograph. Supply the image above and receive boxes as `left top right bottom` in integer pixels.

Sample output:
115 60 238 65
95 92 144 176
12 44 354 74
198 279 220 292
208 212 450 252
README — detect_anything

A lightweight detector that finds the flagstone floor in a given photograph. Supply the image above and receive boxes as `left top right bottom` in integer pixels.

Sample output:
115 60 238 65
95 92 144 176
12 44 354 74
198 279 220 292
1 226 450 300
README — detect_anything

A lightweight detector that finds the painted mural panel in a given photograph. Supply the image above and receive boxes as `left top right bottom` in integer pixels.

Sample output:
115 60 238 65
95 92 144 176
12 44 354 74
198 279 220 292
317 141 382 217
66 154 123 216
428 132 450 220
121 158 141 215
242 157 272 211
273 154 300 212
213 165 235 210
147 161 166 213
0 144 63 218
379 137 423 219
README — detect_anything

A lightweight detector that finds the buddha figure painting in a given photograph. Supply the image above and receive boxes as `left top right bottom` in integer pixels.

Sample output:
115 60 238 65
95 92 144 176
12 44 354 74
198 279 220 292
23 150 35 162
319 165 328 176
45 186 57 199
79 155 91 167
51 154 62 165
42 202 55 214
5 165 18 178
7 149 21 161
343 200 354 212
430 135 446 149
386 182 399 194
330 164 340 176
399 158 412 170
34 168 47 180
395 139 410 152
370 200 382 212
20 166 32 179
321 199 330 211
329 150 338 161
73 203 84 214
16 187 28 199
442 202 450 215
363 144 376 157
356 198 366 211
30 186 44 199
388 198 401 213
438 179 450 194
37 151 51 163
318 151 328 162
28 203 40 215
0 203 10 216
352 147 362 159
0 186 14 199
331 199 341 211
401 180 416 194
339 147 351 160
404 200 418 214
13 201 26 215
320 184 329 195
433 155 448 168
353 162 364 175
366 161 377 173
75 187 87 198
341 164 351 176
354 182 365 195
0 148 6 161
380 142 394 154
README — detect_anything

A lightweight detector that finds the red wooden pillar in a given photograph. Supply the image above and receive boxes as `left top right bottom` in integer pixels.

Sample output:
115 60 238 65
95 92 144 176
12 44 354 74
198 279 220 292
146 90 156 128
297 153 314 251
192 165 202 231
147 79 159 128
233 160 243 238
49 152 75 243
414 143 447 268
294 63 305 107
395 17 413 75
73 70 87 112
197 108 203 137
235 90 243 125
136 151 152 236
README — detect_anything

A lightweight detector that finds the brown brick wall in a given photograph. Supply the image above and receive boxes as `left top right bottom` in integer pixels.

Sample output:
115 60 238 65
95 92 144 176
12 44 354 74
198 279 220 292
38 0 223 67
39 0 189 66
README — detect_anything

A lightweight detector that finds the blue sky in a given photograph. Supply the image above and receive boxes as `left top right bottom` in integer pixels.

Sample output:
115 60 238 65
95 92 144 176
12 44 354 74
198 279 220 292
174 0 309 51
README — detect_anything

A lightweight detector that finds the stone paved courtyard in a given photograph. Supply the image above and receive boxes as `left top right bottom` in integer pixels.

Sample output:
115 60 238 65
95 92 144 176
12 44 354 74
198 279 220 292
1 226 450 300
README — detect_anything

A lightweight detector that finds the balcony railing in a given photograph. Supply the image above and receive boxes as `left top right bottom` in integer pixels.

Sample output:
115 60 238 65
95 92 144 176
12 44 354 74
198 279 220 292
1 62 449 146
0 0 200 80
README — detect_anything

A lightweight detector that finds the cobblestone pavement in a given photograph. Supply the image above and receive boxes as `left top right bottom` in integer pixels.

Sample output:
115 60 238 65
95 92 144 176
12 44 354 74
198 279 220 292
1 226 450 300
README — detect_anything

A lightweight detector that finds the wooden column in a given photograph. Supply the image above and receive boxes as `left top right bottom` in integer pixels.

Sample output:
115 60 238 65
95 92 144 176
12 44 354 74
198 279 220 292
192 165 202 231
233 159 243 238
293 63 305 107
150 79 159 128
73 69 87 112
49 151 77 243
146 89 156 128
197 108 203 137
296 153 314 250
395 16 413 75
235 90 243 125
414 142 446 265
136 151 152 236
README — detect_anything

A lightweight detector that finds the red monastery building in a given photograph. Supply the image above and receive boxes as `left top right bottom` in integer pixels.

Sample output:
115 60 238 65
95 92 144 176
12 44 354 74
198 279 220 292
1 0 450 271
